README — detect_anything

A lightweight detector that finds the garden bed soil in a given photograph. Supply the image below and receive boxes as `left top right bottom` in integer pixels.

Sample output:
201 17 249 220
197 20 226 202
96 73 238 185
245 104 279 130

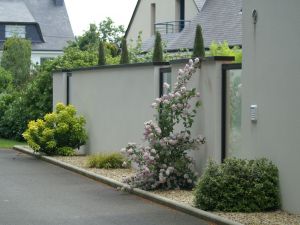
51 155 300 225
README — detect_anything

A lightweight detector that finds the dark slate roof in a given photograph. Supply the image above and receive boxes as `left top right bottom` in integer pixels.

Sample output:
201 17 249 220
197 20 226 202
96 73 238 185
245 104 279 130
0 0 74 51
194 0 206 11
0 1 35 23
142 0 242 52
141 33 179 52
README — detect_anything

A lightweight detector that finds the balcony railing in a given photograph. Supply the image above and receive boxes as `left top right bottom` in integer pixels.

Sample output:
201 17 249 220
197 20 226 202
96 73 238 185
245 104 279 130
154 20 191 34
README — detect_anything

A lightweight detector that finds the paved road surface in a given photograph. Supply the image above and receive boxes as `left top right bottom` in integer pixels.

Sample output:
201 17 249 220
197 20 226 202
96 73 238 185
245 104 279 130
0 149 208 225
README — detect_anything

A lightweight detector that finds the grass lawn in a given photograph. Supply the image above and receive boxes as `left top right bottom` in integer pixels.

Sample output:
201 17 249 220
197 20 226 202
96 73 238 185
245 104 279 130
0 138 26 149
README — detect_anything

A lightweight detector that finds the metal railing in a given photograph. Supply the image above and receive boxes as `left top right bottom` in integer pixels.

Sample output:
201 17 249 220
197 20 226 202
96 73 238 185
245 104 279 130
154 20 191 34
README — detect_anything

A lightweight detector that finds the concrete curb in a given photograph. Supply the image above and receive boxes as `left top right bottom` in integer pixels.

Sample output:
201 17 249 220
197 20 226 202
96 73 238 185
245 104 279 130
13 145 243 225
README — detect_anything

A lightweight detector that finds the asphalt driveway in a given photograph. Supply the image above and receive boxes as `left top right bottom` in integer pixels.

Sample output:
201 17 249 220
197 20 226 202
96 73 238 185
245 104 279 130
0 149 208 225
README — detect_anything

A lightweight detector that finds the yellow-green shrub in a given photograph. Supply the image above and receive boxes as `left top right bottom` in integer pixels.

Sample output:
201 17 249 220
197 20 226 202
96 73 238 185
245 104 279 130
23 103 87 156
87 153 127 169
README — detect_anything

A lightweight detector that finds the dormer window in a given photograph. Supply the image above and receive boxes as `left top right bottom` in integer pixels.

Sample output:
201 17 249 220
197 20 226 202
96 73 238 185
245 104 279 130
5 25 26 38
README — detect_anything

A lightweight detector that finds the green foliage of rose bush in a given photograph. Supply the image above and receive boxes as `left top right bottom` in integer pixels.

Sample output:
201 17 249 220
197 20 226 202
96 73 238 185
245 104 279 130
23 103 88 156
121 59 205 190
194 158 280 212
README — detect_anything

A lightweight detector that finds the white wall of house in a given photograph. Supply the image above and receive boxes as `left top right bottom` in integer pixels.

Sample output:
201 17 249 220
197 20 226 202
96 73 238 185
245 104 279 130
31 51 63 65
126 0 198 43
0 50 63 65
239 0 300 213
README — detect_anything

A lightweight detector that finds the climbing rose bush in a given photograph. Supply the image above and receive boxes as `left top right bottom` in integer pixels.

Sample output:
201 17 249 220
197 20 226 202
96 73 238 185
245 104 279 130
121 58 205 190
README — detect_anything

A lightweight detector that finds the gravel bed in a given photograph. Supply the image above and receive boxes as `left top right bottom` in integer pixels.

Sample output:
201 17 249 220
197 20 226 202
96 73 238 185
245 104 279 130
214 211 300 225
51 156 135 182
151 189 194 206
50 155 300 225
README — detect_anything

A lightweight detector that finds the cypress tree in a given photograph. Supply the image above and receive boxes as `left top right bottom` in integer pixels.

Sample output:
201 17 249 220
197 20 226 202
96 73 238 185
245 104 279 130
152 32 163 62
193 24 205 58
120 38 129 64
98 40 106 65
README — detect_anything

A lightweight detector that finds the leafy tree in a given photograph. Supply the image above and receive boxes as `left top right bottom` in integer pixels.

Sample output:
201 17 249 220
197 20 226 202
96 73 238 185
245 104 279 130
0 67 13 93
98 40 106 65
209 41 242 63
0 47 98 140
68 24 99 51
193 24 205 58
99 17 125 45
66 18 125 63
44 47 98 71
152 32 163 62
1 37 31 86
120 38 129 64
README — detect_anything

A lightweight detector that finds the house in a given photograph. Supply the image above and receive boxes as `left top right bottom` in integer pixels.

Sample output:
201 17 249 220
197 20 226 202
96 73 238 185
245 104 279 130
0 0 74 64
125 0 200 44
126 0 242 52
238 0 300 213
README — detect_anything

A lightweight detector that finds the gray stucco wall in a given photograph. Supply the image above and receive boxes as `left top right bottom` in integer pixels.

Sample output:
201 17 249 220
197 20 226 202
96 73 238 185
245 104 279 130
240 0 300 213
52 72 67 107
54 65 159 154
170 60 228 172
53 58 233 174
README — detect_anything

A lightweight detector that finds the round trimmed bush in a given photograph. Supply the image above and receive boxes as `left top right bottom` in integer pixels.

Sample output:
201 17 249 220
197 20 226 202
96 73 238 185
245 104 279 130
23 103 88 156
194 158 280 212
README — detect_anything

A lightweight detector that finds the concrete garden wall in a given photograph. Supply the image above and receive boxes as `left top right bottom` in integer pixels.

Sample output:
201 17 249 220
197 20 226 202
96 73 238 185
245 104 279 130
54 63 165 155
53 57 234 173
170 59 233 171
238 0 300 213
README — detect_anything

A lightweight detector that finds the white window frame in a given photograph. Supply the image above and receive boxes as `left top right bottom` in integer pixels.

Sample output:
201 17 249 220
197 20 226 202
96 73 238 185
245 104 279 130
5 25 26 38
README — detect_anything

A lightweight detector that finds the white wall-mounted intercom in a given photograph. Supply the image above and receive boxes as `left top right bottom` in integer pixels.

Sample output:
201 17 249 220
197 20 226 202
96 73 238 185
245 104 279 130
250 105 258 122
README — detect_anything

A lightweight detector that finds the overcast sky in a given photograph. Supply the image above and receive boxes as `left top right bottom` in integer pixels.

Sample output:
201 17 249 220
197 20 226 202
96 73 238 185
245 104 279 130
64 0 138 36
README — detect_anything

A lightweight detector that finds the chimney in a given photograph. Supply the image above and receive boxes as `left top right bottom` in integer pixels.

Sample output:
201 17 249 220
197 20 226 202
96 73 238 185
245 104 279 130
54 0 64 6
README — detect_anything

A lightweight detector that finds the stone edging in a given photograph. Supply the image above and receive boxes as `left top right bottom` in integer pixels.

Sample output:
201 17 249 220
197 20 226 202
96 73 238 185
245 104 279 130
13 145 243 225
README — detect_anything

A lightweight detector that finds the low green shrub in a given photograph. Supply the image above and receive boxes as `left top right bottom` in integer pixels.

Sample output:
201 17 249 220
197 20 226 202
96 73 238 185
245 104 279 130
23 103 88 156
194 158 280 212
87 153 127 169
